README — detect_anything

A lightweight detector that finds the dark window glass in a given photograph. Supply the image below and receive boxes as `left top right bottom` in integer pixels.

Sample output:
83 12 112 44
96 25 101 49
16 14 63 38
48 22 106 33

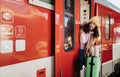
39 0 54 5
105 15 110 40
64 0 74 51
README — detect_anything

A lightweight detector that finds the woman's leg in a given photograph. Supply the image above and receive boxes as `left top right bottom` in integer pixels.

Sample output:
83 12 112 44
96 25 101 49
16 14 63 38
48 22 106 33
80 49 84 70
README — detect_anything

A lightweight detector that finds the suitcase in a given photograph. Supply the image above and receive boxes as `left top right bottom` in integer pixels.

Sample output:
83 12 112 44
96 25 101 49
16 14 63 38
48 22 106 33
108 72 115 77
114 63 120 77
86 56 100 77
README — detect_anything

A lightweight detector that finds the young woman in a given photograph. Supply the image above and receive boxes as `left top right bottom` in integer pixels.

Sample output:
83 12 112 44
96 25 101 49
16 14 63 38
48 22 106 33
80 16 100 70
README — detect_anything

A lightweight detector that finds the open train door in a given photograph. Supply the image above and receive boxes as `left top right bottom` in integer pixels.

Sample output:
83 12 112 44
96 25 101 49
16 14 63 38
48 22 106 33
96 3 113 77
55 0 80 77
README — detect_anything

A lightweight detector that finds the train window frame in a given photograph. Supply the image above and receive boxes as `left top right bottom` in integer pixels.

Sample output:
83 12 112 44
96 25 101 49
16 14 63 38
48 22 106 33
63 0 75 52
29 0 54 10
105 14 110 40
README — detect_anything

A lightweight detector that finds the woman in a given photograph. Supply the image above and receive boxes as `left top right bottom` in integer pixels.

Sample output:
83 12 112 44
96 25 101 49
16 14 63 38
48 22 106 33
80 16 99 70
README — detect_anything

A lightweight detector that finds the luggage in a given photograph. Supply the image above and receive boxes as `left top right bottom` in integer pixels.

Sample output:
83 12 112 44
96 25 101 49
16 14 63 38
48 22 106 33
108 72 115 77
85 56 100 77
108 63 120 77
114 63 120 77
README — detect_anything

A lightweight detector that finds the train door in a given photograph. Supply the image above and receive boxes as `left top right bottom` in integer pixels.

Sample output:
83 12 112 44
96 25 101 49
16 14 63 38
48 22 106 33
55 0 80 77
96 4 113 77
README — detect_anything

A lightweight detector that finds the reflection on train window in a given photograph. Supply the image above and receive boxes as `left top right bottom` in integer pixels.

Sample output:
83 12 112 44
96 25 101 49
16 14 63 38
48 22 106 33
29 0 54 10
105 15 110 40
38 0 55 5
64 0 74 51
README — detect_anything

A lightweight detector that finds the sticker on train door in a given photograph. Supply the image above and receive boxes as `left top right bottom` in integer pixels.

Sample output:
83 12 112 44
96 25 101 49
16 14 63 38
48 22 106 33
15 25 26 38
1 9 14 23
0 40 13 53
15 40 26 52
0 24 14 38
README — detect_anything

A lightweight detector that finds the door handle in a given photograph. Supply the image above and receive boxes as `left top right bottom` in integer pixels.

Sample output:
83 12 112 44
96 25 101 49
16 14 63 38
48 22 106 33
60 69 63 77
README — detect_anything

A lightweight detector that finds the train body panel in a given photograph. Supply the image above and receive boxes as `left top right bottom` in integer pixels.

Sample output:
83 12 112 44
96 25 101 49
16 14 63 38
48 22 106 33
0 0 54 77
0 0 54 66
0 57 54 77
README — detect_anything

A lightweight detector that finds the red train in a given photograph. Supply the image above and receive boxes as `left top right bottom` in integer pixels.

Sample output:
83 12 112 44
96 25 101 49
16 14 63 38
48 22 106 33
0 0 120 77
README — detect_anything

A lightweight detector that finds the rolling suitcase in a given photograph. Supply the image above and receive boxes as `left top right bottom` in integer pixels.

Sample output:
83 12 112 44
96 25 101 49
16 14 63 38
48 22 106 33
86 56 100 77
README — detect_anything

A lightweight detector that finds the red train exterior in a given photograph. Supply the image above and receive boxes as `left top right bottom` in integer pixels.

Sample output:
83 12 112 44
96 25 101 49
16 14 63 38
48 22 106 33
0 0 54 77
0 0 120 77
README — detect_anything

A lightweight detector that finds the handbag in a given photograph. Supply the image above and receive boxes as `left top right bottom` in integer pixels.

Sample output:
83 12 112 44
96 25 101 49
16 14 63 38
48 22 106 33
83 39 94 57
83 42 90 57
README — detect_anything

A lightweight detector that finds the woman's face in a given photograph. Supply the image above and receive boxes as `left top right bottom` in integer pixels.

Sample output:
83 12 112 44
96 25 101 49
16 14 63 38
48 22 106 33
90 22 96 30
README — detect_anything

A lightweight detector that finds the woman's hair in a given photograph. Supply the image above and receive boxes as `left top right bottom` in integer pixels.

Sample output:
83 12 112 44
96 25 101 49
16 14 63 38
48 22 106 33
81 22 99 38
91 25 99 38
81 23 91 33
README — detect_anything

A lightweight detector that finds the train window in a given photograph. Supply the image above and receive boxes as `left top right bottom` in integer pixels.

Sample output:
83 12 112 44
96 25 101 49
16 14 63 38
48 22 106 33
29 0 54 10
64 0 74 51
38 0 54 5
105 15 110 40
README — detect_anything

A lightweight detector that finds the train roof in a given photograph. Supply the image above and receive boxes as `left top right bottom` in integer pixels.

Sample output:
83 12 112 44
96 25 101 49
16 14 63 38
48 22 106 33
95 0 120 13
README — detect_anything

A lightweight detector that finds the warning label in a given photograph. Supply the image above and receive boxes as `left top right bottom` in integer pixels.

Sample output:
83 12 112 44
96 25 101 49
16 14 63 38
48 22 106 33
15 25 26 38
16 40 25 51
1 9 14 23
0 24 14 38
0 40 13 53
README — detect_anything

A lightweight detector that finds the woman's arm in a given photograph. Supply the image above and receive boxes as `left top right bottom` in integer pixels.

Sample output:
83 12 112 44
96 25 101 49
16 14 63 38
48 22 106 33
90 38 97 48
80 31 87 44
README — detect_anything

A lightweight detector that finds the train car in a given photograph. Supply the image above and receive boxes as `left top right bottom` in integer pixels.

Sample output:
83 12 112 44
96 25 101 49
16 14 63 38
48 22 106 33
0 0 120 77
95 0 120 76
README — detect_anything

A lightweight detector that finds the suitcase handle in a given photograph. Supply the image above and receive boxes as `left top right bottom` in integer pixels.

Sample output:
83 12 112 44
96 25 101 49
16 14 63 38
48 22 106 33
89 56 95 77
